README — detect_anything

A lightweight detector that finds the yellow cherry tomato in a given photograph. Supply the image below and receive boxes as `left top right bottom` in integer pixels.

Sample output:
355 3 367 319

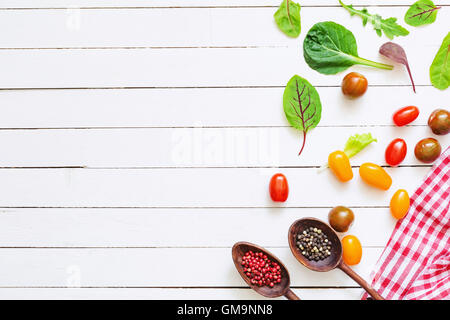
341 235 362 266
390 189 410 219
359 162 392 190
328 151 353 182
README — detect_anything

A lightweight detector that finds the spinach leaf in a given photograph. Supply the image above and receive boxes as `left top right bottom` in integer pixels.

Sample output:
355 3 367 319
283 75 322 156
274 0 301 38
339 0 409 40
405 0 441 27
303 21 393 75
430 32 450 90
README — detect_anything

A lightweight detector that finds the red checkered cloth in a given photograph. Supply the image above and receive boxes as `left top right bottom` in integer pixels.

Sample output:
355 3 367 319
362 146 450 300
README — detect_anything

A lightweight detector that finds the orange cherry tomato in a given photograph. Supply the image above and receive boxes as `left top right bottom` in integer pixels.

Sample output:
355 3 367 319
269 173 289 202
341 235 362 266
390 189 410 219
328 151 353 182
359 163 392 191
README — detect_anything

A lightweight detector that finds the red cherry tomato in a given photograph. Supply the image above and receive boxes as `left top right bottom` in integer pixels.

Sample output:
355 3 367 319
385 138 407 167
269 173 289 202
393 106 419 126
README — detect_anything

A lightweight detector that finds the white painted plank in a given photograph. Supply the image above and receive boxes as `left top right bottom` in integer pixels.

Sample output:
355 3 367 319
0 0 443 8
0 208 395 247
0 45 440 88
0 3 447 90
0 167 429 207
0 287 364 300
0 126 447 167
0 87 445 128
0 247 382 287
0 6 443 48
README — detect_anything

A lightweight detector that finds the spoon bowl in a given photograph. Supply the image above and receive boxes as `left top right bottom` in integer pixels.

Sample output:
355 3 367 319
288 218 384 300
288 217 342 272
232 241 300 300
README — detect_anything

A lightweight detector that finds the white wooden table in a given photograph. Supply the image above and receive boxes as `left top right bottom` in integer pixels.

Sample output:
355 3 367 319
0 0 448 300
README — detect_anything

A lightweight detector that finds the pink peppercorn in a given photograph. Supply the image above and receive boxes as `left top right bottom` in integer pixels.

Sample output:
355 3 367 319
241 250 282 287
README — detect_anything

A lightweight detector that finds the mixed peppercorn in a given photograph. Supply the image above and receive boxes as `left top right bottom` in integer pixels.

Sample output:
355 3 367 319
241 251 282 287
296 227 332 261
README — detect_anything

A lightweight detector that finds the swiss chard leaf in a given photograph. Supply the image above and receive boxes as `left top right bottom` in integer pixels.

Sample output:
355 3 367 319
274 0 301 38
303 21 393 75
339 0 409 40
379 42 416 93
283 75 322 156
405 0 441 27
430 32 450 90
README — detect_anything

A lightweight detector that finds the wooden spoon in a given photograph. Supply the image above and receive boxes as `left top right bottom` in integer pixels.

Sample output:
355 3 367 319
288 218 384 300
232 241 300 300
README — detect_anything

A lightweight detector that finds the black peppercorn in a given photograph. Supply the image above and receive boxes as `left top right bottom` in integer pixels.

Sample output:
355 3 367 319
296 227 332 261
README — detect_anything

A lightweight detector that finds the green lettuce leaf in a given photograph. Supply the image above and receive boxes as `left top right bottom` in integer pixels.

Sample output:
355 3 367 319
344 133 377 158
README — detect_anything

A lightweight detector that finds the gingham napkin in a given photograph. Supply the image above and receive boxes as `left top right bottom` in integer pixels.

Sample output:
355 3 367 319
363 146 449 300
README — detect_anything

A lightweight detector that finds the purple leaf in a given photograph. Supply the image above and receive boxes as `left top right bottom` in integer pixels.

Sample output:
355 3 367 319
379 42 416 93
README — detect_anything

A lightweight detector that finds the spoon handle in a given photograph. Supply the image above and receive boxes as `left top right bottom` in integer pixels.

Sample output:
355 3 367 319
338 262 384 300
284 288 301 300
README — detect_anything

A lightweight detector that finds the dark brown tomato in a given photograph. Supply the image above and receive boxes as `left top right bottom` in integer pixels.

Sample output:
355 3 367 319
414 138 441 163
341 72 368 98
328 206 354 233
428 109 450 135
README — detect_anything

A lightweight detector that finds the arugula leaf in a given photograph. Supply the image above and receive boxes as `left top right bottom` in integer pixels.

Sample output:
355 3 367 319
274 0 301 38
430 32 450 90
405 0 441 27
283 75 322 156
344 133 377 158
303 21 393 75
339 0 409 40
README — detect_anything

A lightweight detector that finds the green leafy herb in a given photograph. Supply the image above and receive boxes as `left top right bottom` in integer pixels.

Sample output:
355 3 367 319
274 0 301 38
283 75 322 156
405 0 441 27
343 133 377 158
319 133 377 171
430 32 450 90
303 21 393 75
339 0 409 40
